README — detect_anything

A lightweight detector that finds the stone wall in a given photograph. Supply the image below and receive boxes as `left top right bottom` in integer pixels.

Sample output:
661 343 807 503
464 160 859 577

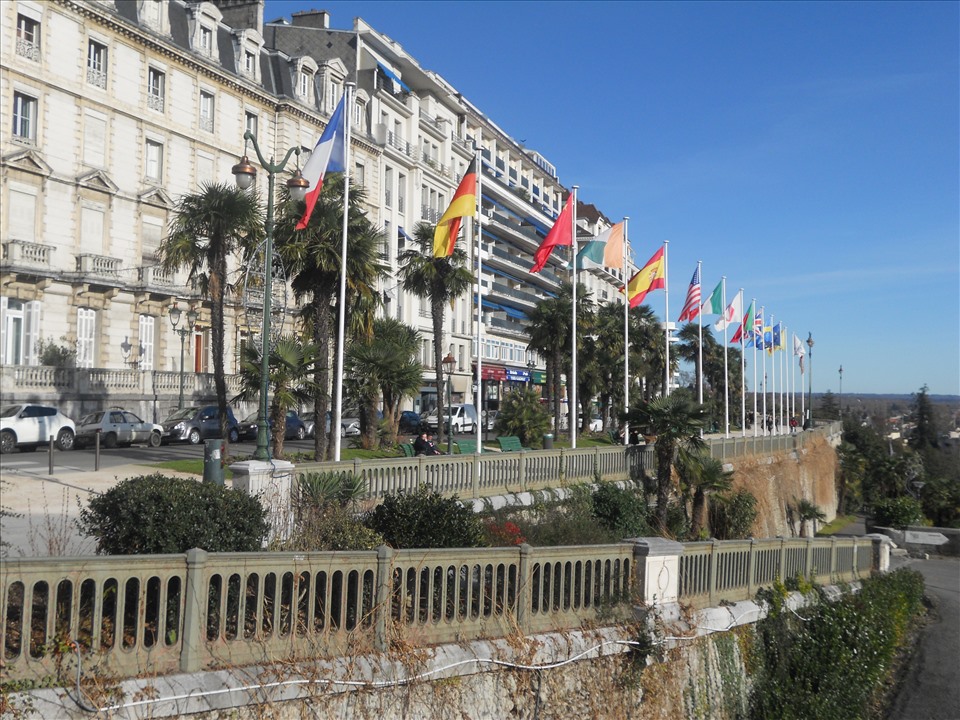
722 432 839 537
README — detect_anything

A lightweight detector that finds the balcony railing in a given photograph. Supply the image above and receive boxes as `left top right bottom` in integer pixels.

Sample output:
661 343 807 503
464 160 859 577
3 240 55 271
86 67 107 89
199 115 214 133
77 253 121 278
147 92 164 112
15 38 40 61
386 131 413 157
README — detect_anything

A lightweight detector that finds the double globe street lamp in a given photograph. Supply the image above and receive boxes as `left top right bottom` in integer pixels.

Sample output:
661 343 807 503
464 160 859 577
169 303 198 409
232 133 309 461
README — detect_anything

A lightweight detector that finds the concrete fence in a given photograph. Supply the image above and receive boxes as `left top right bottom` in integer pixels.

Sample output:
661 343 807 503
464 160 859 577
0 534 881 685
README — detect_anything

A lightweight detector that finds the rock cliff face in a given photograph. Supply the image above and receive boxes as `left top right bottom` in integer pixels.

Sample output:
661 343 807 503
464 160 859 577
724 433 839 537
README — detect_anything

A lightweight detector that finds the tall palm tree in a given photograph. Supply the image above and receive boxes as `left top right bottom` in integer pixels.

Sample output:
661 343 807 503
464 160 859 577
275 176 387 460
397 222 473 445
793 498 827 538
160 183 263 445
625 391 705 530
628 304 667 401
233 336 316 458
346 317 423 446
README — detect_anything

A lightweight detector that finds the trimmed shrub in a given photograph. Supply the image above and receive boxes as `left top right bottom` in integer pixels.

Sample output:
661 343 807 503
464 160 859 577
709 489 759 539
363 485 484 549
285 504 383 551
78 473 267 554
496 387 551 447
871 496 924 529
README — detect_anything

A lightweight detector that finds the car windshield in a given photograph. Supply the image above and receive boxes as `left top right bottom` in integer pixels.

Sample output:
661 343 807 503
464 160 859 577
165 408 197 421
243 412 258 423
1 405 24 418
79 412 104 425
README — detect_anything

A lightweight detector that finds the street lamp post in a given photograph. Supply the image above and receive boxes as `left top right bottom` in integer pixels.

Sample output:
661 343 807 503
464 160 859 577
232 134 308 461
806 332 814 428
838 364 843 419
169 303 198 409
443 353 456 455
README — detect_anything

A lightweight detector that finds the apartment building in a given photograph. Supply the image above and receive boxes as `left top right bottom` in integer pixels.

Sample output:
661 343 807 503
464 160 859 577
1 0 630 420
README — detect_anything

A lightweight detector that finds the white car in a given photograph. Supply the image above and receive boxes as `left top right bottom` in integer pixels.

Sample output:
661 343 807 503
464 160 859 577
423 404 477 434
0 404 76 453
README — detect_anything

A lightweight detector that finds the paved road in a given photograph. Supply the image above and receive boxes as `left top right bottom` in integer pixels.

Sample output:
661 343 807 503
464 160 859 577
887 555 960 720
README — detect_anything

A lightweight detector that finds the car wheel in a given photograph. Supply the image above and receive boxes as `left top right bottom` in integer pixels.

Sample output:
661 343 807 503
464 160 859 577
296 426 306 440
103 432 118 449
148 431 162 448
188 428 201 445
0 431 14 454
340 425 346 437
228 428 239 443
56 428 75 451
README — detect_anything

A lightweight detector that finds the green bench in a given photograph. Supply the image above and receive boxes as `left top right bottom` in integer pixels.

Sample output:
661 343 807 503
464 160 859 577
399 442 415 457
455 439 478 454
497 436 529 452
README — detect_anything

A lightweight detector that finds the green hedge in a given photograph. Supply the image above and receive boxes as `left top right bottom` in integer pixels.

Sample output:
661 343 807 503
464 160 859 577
749 568 926 720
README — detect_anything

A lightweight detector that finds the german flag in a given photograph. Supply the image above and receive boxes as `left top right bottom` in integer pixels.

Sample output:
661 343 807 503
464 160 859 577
433 158 477 257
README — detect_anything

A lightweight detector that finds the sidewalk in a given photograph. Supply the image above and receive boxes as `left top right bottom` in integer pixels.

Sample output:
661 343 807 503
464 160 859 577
1 463 200 557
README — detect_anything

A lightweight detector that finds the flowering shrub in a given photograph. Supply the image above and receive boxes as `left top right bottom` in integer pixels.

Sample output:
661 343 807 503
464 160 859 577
483 520 526 546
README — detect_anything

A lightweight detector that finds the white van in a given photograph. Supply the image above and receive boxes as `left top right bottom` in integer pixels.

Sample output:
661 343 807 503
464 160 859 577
423 404 477 434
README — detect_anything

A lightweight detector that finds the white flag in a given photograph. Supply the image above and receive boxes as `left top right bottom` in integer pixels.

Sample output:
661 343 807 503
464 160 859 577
714 290 742 331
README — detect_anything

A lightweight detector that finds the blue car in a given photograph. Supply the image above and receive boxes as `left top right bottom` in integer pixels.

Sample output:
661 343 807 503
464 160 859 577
239 410 307 441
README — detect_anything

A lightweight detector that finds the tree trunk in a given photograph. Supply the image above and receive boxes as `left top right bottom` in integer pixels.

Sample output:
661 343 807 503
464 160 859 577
312 298 331 461
432 297 446 448
691 489 706 538
655 441 674 529
210 255 230 451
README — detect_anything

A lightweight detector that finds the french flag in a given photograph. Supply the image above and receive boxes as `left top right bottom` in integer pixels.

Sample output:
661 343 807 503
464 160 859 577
296 94 346 230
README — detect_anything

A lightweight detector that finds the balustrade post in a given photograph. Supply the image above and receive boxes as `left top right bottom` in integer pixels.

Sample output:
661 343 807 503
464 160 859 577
374 545 394 652
830 537 838 583
180 548 208 673
471 452 480 499
778 537 786 582
709 540 719 607
516 543 532 634
628 537 684 605
804 538 815 582
747 538 757 597
519 449 527 492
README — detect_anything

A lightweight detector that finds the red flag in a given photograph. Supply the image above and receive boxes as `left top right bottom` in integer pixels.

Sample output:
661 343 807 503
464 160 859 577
530 195 573 273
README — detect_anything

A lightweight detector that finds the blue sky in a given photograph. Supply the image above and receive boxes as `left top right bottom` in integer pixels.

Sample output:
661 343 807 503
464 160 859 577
270 1 959 396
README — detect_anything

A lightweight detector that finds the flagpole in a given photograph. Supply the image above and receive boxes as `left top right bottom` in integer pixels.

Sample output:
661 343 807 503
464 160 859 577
570 186 579 448
780 324 786 432
332 82 354 462
663 241 670 397
753 302 759 437
770 314 777 435
799 335 805 426
474 147 483 453
721 277 729 437
761 310 768 436
697 261 704 406
739 288 746 438
623 216 630 446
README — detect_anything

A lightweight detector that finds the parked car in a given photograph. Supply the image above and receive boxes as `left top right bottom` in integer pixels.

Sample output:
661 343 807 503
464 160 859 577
483 410 500 431
160 405 240 445
423 404 477 434
398 410 424 435
75 409 163 448
0 404 76 453
300 411 361 438
239 410 307 441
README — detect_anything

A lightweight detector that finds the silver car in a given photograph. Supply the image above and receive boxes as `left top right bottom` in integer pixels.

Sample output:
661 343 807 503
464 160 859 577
75 409 163 448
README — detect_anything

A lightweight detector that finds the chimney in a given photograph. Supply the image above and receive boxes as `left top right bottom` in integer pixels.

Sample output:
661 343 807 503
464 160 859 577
290 10 330 29
211 0 264 35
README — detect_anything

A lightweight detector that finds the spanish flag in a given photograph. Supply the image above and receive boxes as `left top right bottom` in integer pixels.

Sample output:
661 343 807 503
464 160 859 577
625 246 665 308
433 158 477 257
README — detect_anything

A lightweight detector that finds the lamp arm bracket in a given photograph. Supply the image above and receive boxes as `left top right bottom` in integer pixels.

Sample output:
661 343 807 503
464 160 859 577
243 131 301 175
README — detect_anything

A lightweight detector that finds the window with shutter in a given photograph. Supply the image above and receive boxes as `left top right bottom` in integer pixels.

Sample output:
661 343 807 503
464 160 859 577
24 301 40 365
81 205 105 254
138 314 155 370
8 188 36 241
83 113 106 167
76 308 96 368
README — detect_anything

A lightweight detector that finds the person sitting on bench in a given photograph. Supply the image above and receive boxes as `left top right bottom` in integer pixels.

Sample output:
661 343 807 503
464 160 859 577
413 431 440 456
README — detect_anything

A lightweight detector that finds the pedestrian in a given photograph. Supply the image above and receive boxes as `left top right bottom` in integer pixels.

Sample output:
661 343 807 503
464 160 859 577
413 431 440 456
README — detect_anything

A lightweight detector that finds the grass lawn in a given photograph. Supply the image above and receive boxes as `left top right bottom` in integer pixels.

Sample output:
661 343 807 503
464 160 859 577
817 514 859 536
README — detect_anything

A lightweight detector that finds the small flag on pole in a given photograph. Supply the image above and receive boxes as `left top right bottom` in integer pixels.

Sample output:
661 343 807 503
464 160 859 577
296 95 347 230
678 265 701 322
702 280 724 315
625 246 666 308
576 222 624 270
530 195 573 273
715 291 742 331
433 158 477 257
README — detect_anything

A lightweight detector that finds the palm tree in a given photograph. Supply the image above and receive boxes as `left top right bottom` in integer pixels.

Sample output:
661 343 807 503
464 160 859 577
345 317 423 446
794 498 827 538
160 183 263 445
629 304 667 401
397 222 473 446
625 391 705 530
275 176 387 460
592 301 628 430
233 336 316 458
677 451 734 539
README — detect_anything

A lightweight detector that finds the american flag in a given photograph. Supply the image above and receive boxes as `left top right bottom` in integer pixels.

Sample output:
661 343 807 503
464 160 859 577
677 265 701 322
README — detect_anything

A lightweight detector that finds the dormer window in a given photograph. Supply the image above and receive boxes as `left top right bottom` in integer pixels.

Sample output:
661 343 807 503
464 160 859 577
298 70 310 99
139 0 167 34
236 29 264 81
292 57 318 105
244 51 256 75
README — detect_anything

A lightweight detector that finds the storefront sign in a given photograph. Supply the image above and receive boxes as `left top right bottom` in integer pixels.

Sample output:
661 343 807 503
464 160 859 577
505 368 530 382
